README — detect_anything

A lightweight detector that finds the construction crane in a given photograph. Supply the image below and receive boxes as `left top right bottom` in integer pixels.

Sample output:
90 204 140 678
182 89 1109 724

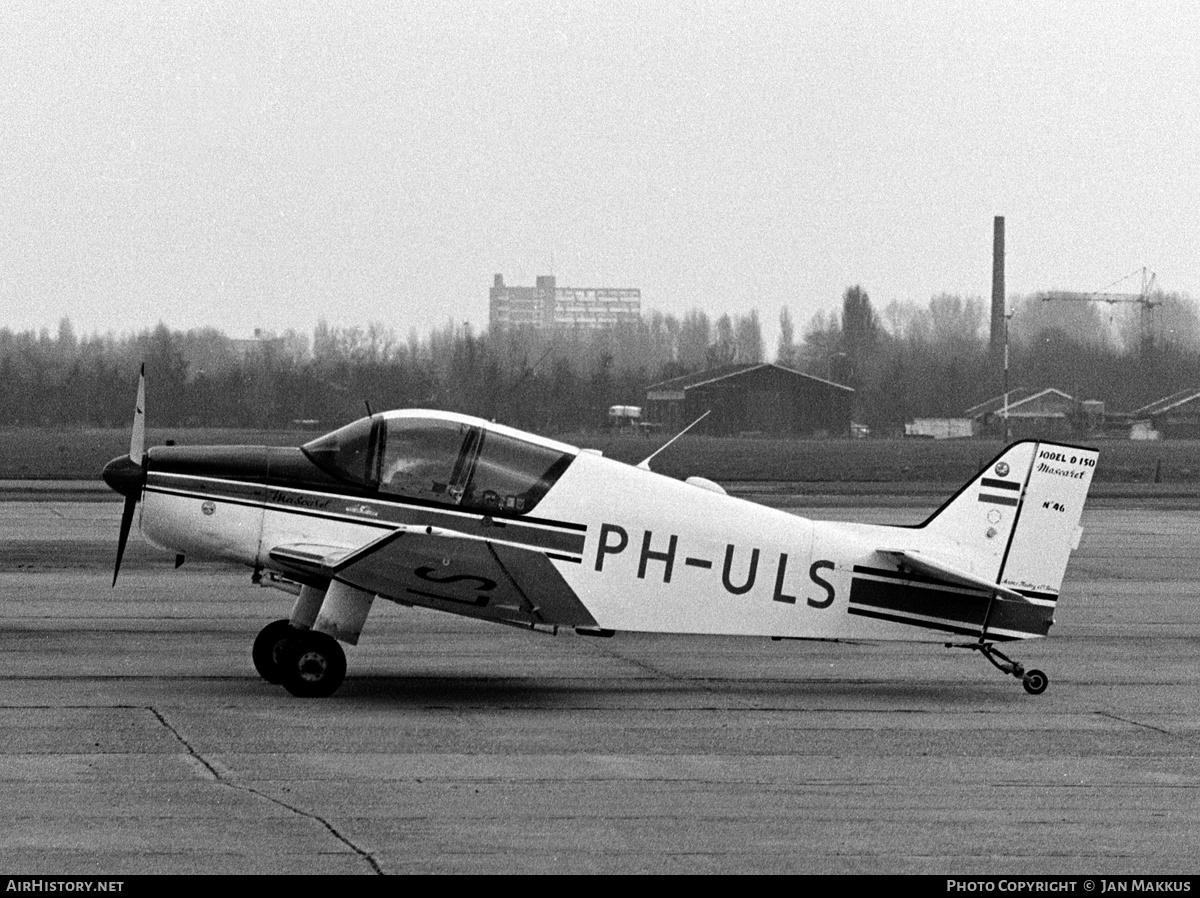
1040 267 1159 354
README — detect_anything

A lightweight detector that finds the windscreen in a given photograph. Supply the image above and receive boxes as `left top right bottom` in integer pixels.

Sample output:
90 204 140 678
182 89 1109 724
301 417 377 485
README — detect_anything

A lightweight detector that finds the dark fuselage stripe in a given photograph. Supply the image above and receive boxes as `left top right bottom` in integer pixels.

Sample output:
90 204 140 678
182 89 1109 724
849 575 1051 637
146 471 588 533
146 485 273 514
144 480 585 558
147 476 264 503
851 577 990 626
851 564 1056 605
147 472 587 535
848 606 1018 641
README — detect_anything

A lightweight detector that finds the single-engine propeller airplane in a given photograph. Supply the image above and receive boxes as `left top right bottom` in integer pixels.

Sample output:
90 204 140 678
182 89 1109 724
102 367 1098 698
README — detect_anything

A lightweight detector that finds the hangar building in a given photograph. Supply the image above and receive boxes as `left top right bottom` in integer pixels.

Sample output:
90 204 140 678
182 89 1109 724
644 363 853 437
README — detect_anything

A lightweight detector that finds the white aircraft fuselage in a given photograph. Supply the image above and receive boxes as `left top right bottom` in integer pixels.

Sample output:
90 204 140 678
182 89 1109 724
105 408 1098 696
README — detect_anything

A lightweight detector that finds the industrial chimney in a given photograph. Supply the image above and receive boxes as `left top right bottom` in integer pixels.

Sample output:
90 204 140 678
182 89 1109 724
990 216 1005 377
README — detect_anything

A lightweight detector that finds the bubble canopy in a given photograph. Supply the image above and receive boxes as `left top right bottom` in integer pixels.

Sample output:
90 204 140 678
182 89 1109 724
301 411 576 515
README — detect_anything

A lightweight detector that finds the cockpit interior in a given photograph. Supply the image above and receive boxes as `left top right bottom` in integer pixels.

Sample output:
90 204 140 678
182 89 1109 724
301 415 574 515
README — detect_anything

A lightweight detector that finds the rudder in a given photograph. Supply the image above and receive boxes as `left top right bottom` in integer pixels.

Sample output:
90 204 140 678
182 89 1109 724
997 442 1097 601
918 440 1097 601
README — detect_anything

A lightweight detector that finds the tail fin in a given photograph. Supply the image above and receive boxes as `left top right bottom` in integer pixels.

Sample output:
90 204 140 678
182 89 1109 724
919 440 1098 602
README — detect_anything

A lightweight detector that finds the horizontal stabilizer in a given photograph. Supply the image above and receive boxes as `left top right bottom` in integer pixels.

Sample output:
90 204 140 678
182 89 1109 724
876 548 1028 603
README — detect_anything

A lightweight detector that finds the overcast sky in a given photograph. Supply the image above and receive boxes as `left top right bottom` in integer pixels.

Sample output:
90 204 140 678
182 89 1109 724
2 1 1197 346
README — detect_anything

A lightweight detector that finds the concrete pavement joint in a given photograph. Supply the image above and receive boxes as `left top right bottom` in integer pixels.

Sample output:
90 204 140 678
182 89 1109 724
1096 709 1195 743
146 706 222 780
147 705 385 874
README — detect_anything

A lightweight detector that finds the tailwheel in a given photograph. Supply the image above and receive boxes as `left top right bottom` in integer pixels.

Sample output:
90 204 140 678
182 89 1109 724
252 619 298 684
946 640 1049 695
1022 669 1049 695
279 630 347 698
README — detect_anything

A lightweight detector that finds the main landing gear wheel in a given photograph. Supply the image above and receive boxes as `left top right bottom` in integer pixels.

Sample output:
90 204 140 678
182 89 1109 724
252 619 297 684
1022 669 1049 695
279 630 347 698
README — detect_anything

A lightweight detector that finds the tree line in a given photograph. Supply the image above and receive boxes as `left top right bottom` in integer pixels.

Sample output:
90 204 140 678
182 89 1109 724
792 287 1200 433
1 291 1197 434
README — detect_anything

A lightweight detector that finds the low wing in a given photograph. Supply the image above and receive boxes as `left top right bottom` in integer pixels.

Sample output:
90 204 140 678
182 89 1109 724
268 524 598 630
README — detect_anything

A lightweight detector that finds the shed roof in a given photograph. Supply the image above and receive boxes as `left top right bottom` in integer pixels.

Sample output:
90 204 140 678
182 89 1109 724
964 387 1075 419
646 362 853 394
1132 388 1200 418
963 387 1035 418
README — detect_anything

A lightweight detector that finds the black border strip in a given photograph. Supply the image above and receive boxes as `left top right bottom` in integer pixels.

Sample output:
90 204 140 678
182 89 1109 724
145 485 586 556
852 564 1057 605
848 606 1019 641
147 475 589 536
980 477 1020 490
149 471 589 533
148 486 393 532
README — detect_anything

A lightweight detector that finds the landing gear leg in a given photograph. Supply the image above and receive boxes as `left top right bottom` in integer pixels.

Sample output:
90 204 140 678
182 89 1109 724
254 581 368 697
946 640 1049 695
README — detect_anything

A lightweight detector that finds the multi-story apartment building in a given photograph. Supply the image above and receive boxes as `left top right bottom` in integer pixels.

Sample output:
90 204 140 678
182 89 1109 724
489 274 641 334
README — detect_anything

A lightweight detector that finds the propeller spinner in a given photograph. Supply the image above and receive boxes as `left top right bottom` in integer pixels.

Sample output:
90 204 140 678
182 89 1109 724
101 365 146 586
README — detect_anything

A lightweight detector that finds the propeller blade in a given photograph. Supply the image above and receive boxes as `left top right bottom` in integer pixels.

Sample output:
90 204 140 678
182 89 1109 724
107 364 148 587
113 494 138 587
130 363 146 463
